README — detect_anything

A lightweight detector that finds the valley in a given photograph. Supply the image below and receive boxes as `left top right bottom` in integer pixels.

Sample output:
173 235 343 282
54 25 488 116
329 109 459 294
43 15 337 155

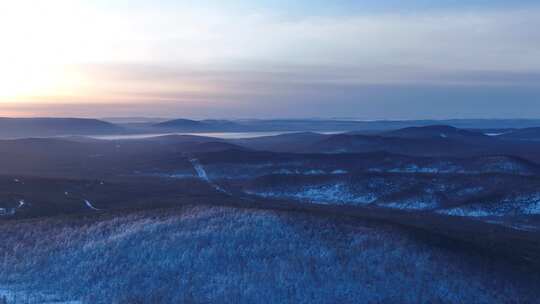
1 120 540 303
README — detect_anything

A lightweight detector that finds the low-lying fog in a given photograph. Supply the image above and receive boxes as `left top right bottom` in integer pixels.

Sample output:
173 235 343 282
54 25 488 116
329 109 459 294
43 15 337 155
90 131 344 140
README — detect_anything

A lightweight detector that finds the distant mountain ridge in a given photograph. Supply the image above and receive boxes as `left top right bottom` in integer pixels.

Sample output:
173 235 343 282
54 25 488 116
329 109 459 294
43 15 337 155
382 125 488 140
153 118 208 130
0 118 124 138
152 118 540 132
153 119 245 132
3 117 540 140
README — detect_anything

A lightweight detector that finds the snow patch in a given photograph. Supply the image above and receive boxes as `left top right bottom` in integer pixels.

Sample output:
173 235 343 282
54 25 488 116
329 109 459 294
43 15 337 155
190 158 210 182
383 200 436 210
190 158 231 195
0 287 81 304
169 173 195 179
84 200 101 211
522 197 540 215
437 208 498 217
305 169 326 175
0 208 15 216
455 187 484 196
388 165 445 174
249 183 377 205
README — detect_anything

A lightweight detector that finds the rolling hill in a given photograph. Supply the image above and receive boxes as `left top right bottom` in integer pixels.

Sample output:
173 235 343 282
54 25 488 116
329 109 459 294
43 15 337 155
499 127 540 141
382 125 488 140
0 117 124 138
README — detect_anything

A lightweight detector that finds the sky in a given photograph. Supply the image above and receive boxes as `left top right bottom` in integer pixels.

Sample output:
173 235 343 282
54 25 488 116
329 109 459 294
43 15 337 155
0 0 539 119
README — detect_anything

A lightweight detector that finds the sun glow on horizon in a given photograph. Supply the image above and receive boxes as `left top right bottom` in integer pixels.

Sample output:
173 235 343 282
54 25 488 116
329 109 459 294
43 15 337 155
0 1 122 102
0 2 74 100
0 60 65 100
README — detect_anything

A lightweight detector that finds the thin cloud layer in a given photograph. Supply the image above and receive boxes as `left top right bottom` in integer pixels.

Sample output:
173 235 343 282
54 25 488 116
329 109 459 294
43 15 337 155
0 1 539 118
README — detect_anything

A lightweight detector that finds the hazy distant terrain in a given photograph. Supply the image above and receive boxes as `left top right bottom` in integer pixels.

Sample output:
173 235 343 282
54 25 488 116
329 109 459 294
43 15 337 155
5 117 540 139
0 118 124 138
1 119 540 303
